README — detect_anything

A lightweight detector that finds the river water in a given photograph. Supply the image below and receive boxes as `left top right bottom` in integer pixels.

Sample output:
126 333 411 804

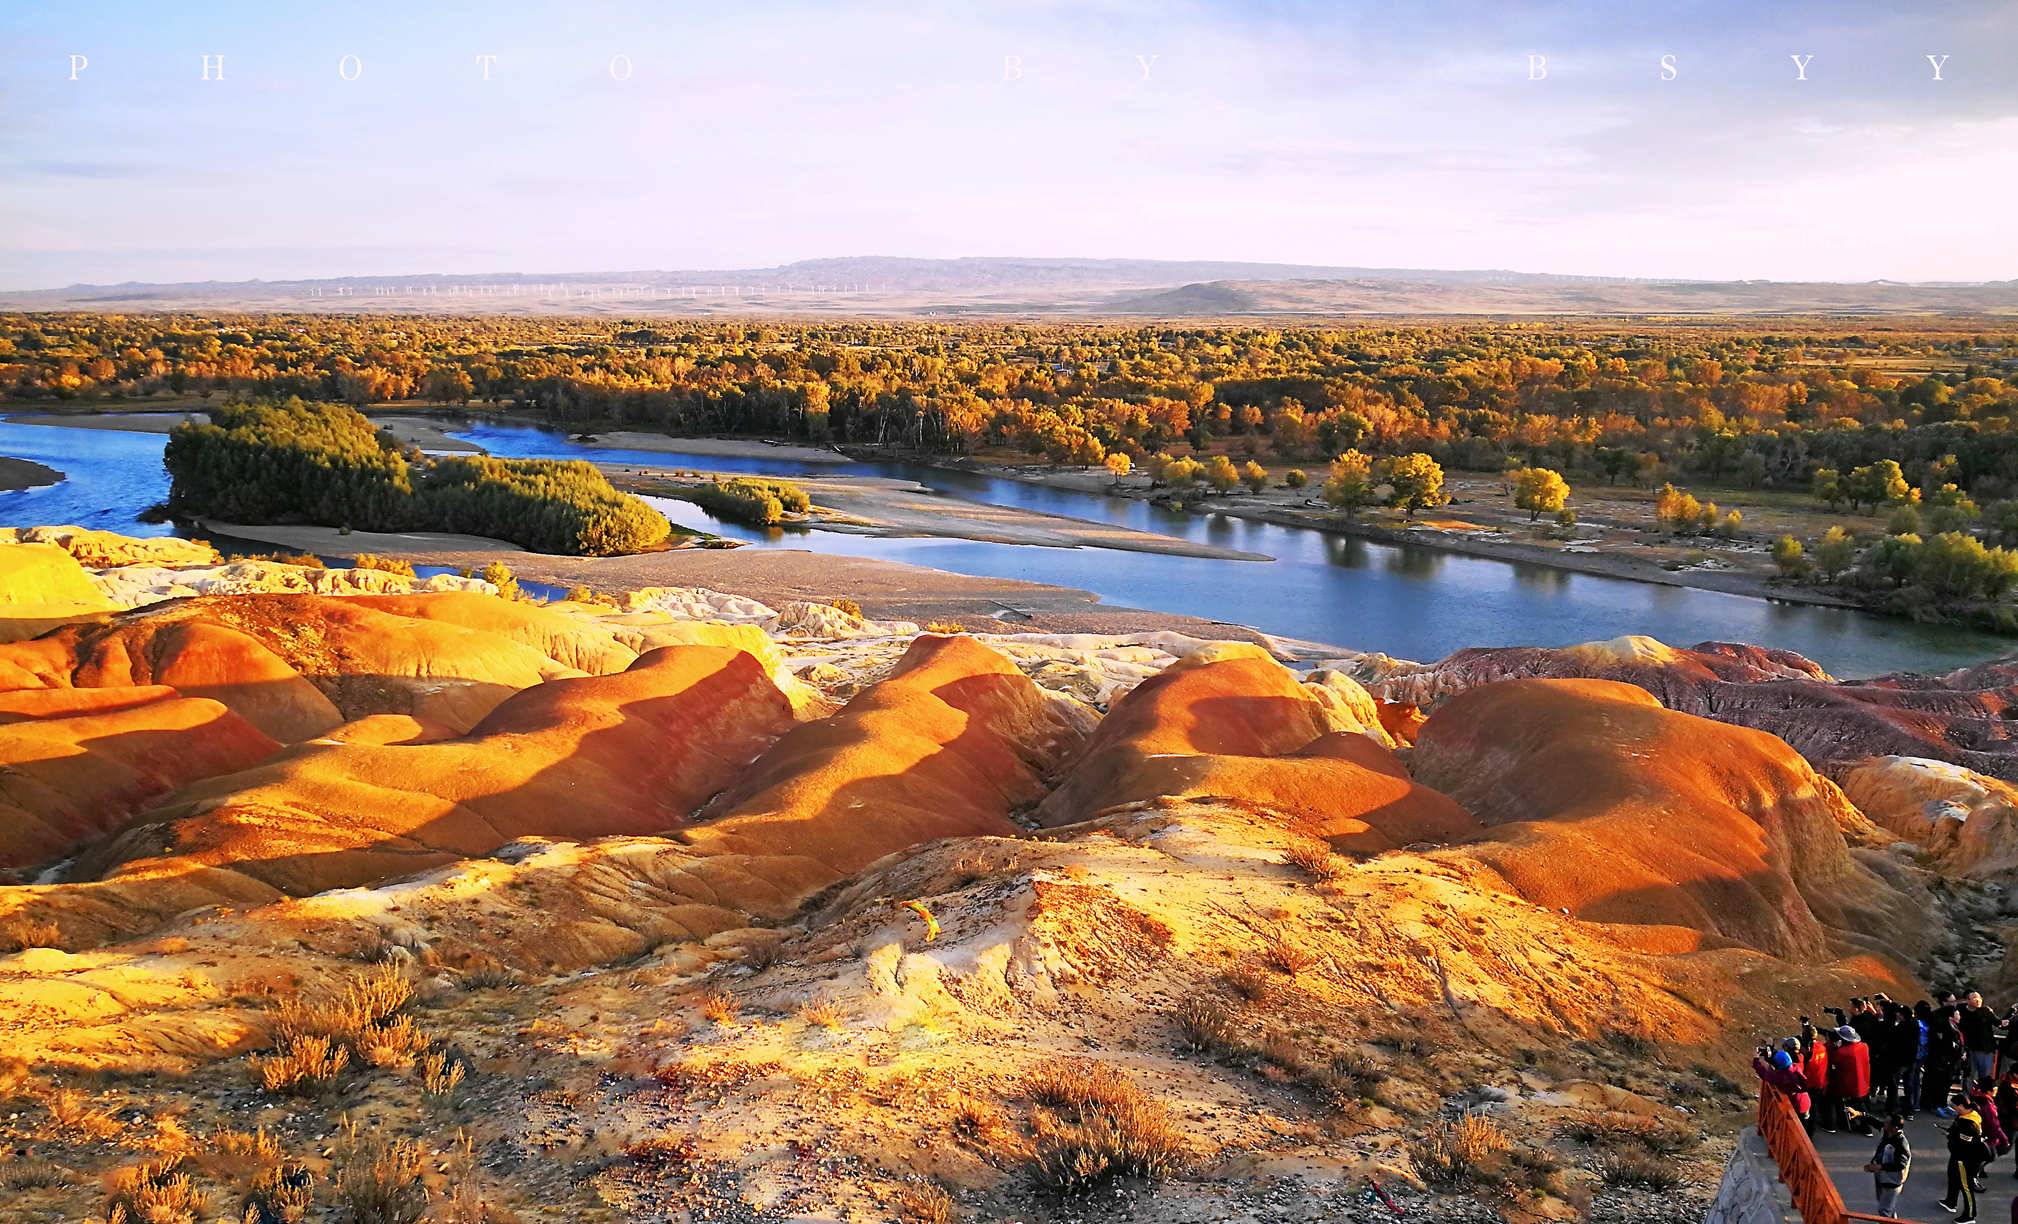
1 417 2009 678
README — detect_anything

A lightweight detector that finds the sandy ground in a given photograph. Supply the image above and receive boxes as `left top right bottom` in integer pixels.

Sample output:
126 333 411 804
913 456 1866 611
572 430 852 463
618 469 1267 560
0 455 61 493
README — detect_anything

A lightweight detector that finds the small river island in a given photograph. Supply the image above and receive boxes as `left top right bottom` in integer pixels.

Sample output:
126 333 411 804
0 455 61 494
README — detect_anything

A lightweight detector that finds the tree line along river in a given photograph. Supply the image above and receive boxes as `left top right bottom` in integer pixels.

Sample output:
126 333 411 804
0 416 2009 679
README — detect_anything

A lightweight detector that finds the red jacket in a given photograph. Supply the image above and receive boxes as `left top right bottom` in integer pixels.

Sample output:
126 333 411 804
1805 1045 1831 1096
1829 1039 1871 1100
1755 1057 1812 1116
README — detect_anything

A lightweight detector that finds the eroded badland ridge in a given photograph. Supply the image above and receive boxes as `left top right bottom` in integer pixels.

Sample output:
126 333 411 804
4 526 2018 1222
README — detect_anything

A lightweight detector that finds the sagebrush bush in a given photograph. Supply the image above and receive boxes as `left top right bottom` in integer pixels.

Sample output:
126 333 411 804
1024 1061 1185 1196
332 1119 429 1224
105 1155 204 1224
1410 1111 1511 1185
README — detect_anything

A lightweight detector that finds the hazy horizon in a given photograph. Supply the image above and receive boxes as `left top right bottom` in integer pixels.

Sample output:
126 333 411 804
5 0 2016 291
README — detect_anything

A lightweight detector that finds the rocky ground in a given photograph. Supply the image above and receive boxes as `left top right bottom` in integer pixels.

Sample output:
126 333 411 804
1 526 2015 1223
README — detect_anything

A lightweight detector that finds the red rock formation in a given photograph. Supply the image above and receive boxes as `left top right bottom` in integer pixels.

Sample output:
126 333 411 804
1413 678 1914 962
687 635 1088 872
69 644 796 898
1035 645 1476 853
0 689 279 869
1378 636 2018 781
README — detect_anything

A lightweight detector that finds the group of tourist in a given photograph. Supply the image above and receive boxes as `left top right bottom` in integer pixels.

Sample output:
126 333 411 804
1752 991 2018 1221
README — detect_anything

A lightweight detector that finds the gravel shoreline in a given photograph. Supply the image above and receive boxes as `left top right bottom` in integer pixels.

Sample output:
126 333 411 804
0 455 62 493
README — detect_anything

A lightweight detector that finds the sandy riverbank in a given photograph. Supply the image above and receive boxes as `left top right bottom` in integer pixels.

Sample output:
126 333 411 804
570 431 853 464
898 454 1862 611
618 469 1268 560
200 525 1320 649
0 456 62 493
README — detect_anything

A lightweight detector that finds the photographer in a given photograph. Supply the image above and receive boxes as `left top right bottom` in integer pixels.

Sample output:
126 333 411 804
1755 1045 1813 1134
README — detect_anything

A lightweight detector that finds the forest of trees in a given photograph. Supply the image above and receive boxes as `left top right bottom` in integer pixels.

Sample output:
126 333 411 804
163 399 669 555
9 314 2018 506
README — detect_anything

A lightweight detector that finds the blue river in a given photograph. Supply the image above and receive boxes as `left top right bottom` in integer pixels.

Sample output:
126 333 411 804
1 416 2009 678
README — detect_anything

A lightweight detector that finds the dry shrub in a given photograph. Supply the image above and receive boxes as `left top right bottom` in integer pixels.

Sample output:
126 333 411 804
194 1127 285 1185
1410 1111 1512 1186
456 960 521 991
421 1050 468 1104
354 1014 429 1070
1221 965 1275 1003
1560 1109 1690 1155
699 990 737 1025
1023 1061 1185 1196
948 1090 1010 1148
1594 1147 1680 1190
105 1155 204 1224
923 621 967 635
1 1159 63 1189
332 1118 429 1224
2 915 63 952
799 999 843 1030
1259 932 1316 976
252 1035 350 1096
48 1087 125 1141
830 597 863 618
891 1179 955 1224
1279 840 1344 882
1173 997 1241 1055
258 966 417 1092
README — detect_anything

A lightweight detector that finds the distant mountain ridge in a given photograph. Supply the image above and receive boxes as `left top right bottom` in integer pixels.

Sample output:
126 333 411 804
3 255 2014 317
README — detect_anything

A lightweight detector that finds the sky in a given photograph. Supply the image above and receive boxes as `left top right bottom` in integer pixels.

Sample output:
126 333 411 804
2 0 2016 289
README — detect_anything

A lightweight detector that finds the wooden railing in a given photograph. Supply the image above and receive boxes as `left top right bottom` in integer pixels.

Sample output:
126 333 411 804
1755 1085 1922 1224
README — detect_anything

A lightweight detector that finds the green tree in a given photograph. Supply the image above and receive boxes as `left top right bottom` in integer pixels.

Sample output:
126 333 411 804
1845 460 1911 512
1282 468 1308 490
1864 532 1923 588
1812 467 1845 511
1509 466 1570 521
1887 504 1923 536
1984 500 2018 547
1814 526 1858 580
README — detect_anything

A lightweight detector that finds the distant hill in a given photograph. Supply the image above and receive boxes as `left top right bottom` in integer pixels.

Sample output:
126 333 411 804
3 256 2014 317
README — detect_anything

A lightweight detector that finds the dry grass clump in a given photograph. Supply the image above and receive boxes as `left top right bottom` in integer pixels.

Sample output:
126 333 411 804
1258 932 1316 976
1279 839 1345 882
1023 1060 1185 1196
255 966 423 1094
252 1034 351 1096
1221 964 1276 1003
798 999 843 1030
190 1126 315 1221
48 1087 126 1141
890 1179 955 1224
831 597 863 618
332 1118 429 1224
1593 1146 1681 1190
1 1158 64 1190
104 1155 204 1224
699 989 738 1025
1559 1108 1693 1156
1 914 63 952
421 1051 468 1104
1173 996 1242 1055
923 620 967 635
1409 1111 1512 1186
947 1089 1011 1149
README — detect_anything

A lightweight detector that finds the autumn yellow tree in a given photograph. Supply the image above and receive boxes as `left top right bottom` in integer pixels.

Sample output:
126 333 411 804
1509 467 1570 521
